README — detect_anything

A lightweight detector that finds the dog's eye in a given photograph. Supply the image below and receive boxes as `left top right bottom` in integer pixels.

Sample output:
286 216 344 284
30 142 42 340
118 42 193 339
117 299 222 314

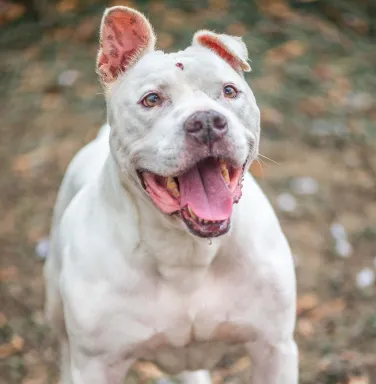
141 93 161 108
223 85 238 99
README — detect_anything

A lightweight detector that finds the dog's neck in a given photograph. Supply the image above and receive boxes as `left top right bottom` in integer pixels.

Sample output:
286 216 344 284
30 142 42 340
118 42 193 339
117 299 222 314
101 153 223 291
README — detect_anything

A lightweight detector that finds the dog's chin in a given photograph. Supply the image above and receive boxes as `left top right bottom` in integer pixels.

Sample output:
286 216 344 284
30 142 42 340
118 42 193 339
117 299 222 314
138 156 245 238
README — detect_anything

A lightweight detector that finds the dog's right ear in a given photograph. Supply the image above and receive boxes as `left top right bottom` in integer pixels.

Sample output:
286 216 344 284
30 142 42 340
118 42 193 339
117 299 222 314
96 6 156 84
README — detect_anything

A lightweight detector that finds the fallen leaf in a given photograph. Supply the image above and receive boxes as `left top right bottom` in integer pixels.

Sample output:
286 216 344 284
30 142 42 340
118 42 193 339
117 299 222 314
0 335 24 358
158 33 174 50
261 106 284 127
75 17 98 42
226 23 248 36
149 1 166 14
209 0 230 11
265 40 308 66
256 0 296 20
0 3 25 24
309 298 346 321
0 313 7 327
163 9 186 29
343 14 369 35
297 318 314 338
12 147 53 177
299 97 327 117
0 266 18 282
252 74 282 93
109 0 136 7
297 293 319 316
250 161 264 178
348 376 369 384
56 0 78 13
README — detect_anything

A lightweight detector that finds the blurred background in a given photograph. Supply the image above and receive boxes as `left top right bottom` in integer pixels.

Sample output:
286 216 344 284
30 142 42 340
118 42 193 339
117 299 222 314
1 0 376 383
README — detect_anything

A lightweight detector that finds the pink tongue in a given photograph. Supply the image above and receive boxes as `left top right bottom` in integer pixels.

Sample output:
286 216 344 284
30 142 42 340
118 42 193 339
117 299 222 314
178 158 233 221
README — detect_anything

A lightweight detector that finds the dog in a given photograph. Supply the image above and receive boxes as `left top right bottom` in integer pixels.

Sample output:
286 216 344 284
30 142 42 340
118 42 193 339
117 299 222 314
44 6 298 384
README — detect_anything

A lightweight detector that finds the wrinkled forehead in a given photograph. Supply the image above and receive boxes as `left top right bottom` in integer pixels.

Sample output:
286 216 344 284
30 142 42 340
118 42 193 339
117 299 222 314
115 46 242 93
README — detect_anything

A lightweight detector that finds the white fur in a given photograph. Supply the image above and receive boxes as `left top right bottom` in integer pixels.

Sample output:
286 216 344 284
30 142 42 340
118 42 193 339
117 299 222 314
44 7 298 384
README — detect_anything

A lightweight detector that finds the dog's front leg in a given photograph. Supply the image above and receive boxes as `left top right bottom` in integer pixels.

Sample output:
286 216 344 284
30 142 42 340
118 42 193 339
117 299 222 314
246 338 298 384
68 346 134 384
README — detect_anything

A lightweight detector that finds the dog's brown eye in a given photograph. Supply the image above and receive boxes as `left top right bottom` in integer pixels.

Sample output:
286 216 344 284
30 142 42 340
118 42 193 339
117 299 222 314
142 93 161 108
223 85 238 99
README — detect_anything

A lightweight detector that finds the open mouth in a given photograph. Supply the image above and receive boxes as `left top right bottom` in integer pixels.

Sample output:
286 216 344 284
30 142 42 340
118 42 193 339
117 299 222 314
140 157 244 238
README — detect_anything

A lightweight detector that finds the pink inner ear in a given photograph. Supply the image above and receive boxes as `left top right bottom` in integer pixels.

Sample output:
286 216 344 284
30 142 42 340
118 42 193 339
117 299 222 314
198 35 240 71
98 10 150 81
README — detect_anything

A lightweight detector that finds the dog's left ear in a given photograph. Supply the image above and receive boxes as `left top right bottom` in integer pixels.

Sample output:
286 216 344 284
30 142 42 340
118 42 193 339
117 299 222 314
97 6 156 84
192 30 250 73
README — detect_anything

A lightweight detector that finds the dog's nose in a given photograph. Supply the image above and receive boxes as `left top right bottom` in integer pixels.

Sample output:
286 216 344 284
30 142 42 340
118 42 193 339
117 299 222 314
184 110 228 145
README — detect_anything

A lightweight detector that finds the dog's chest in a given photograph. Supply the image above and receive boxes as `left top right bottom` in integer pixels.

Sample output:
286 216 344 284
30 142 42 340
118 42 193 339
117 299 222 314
127 266 255 373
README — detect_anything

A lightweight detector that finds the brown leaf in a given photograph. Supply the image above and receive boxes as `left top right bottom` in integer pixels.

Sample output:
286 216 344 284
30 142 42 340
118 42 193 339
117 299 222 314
265 40 308 66
41 94 64 111
209 0 230 11
109 0 136 7
343 15 369 35
256 0 296 20
297 318 314 338
296 293 319 316
299 96 327 117
0 335 24 358
163 9 187 29
249 161 264 178
12 146 54 178
226 23 248 36
252 74 282 93
348 376 369 384
158 33 174 50
0 266 18 282
0 3 25 25
149 1 166 14
0 312 7 328
309 298 346 321
261 106 284 127
75 17 98 42
56 0 78 13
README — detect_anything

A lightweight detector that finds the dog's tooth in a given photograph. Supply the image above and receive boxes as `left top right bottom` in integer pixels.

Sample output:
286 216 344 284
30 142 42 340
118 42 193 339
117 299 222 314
167 176 176 189
219 160 230 184
167 177 180 198
188 206 197 220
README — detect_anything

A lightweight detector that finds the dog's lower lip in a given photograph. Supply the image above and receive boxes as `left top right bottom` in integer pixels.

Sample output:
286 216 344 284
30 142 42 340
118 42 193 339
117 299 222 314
138 156 245 236
180 206 230 238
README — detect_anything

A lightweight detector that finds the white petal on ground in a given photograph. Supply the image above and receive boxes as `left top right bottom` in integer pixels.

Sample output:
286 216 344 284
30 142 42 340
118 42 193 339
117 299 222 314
290 177 319 195
356 268 375 289
58 69 79 87
330 223 347 241
335 238 353 258
277 193 297 212
35 237 50 260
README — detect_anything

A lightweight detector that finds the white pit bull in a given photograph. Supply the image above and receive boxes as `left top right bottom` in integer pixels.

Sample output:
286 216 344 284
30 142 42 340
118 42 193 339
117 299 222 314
44 6 298 384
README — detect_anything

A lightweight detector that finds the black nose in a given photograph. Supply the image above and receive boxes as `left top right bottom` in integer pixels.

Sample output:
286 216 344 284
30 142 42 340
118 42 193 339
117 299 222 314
184 110 228 146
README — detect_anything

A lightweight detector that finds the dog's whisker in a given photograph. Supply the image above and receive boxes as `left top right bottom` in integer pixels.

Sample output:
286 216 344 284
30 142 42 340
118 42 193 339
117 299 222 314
258 153 279 165
255 158 265 178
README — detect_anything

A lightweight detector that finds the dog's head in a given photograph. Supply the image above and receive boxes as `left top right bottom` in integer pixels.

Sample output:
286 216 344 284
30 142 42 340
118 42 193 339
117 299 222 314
97 6 260 238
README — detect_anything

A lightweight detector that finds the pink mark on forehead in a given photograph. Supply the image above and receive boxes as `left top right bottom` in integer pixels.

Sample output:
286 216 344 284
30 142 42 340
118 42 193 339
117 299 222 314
176 62 184 70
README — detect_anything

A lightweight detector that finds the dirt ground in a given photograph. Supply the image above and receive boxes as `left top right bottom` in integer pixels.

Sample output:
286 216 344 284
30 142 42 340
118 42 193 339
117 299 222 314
1 0 376 383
